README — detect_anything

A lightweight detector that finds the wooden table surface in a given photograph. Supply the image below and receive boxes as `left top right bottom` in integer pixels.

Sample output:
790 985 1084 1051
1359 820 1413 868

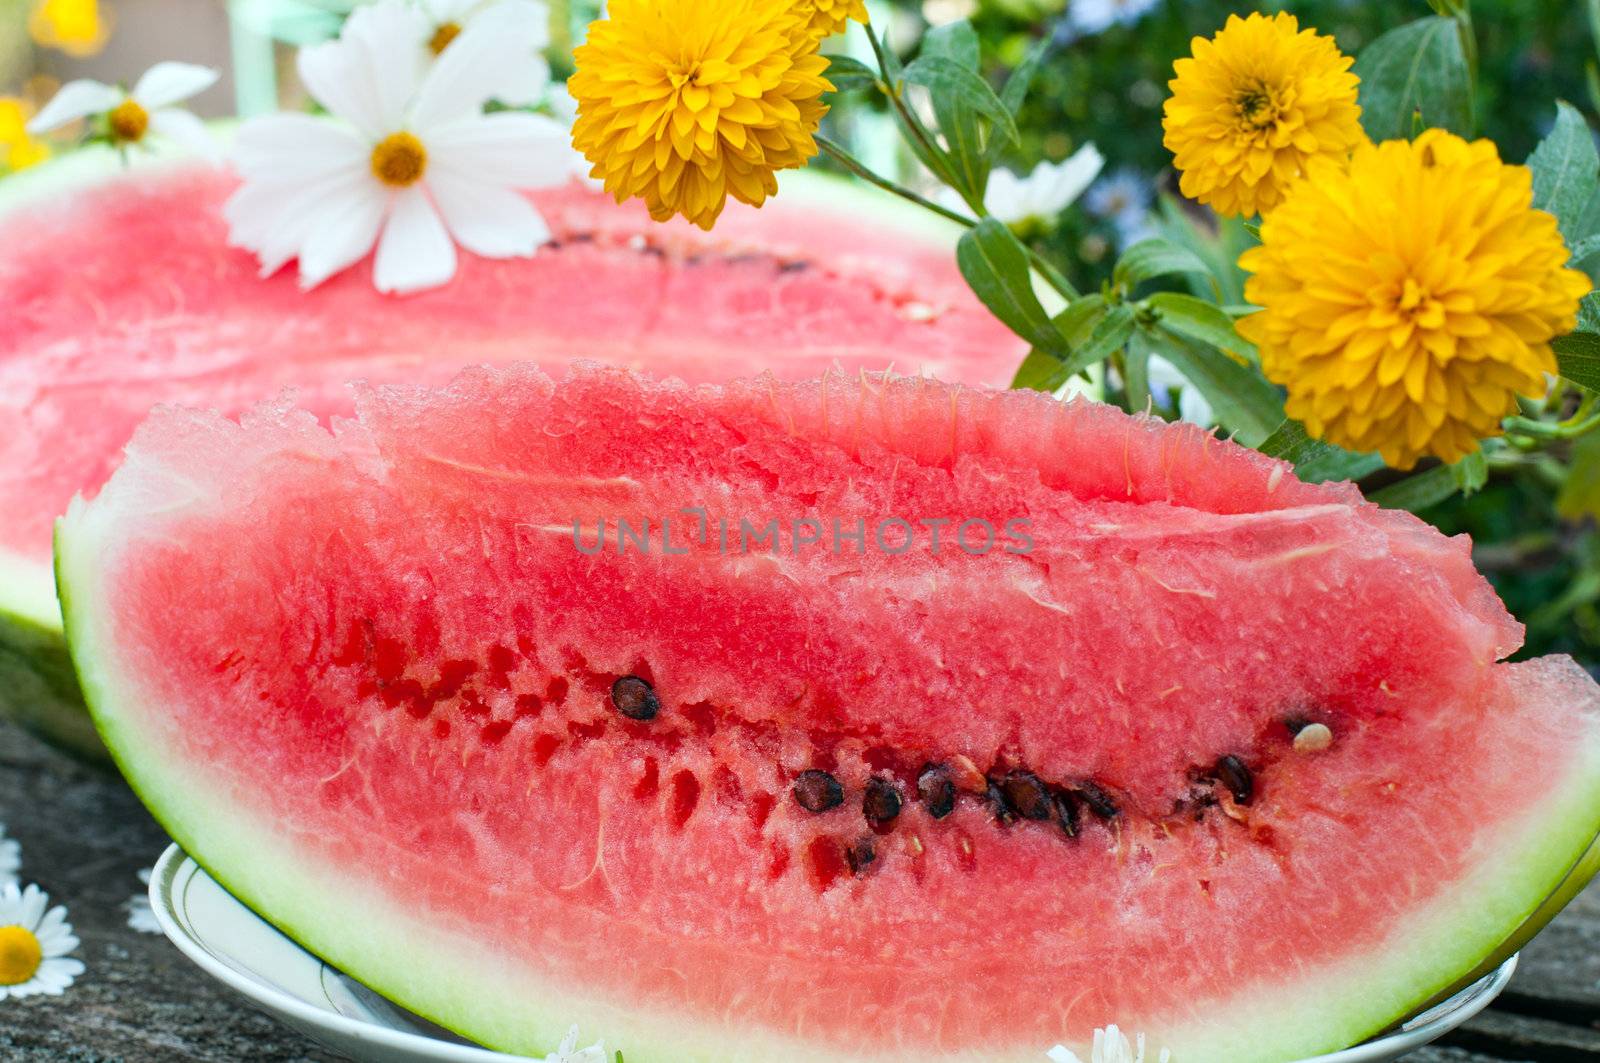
2 716 1596 1062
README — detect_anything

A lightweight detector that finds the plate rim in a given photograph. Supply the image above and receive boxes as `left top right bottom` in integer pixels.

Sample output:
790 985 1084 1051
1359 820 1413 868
150 843 1518 1063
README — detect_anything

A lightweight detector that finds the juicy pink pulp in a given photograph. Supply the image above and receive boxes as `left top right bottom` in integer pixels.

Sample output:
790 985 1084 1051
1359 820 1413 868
0 165 1020 563
86 366 1597 1056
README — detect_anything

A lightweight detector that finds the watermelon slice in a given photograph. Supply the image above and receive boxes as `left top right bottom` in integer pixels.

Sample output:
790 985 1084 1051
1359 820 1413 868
0 149 1025 761
58 365 1600 1062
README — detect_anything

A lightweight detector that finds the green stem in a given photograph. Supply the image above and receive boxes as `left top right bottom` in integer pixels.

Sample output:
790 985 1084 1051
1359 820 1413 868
816 136 974 227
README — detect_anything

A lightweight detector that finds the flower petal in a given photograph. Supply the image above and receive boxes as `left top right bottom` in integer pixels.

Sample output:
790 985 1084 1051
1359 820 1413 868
27 79 121 134
373 185 457 294
426 111 572 188
131 61 219 110
298 183 388 290
298 0 427 140
410 0 548 130
148 109 218 161
232 113 367 184
428 169 550 258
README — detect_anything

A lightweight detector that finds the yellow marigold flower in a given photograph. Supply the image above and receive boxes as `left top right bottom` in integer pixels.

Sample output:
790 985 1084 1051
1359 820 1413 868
570 0 832 231
0 98 50 172
29 0 111 58
1162 12 1363 218
794 0 867 39
1237 130 1592 469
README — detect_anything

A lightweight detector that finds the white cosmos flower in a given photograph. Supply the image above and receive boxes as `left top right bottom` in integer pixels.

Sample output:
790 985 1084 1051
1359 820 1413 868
416 0 551 106
125 868 161 935
0 883 84 1000
542 1024 606 1062
984 144 1105 227
1047 1025 1172 1063
0 826 17 890
226 0 571 295
27 61 218 158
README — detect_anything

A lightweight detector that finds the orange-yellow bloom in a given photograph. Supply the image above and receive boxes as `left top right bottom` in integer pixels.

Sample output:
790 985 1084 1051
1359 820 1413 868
1163 12 1364 218
1237 130 1592 469
29 0 110 57
570 0 832 231
794 0 867 39
0 98 50 172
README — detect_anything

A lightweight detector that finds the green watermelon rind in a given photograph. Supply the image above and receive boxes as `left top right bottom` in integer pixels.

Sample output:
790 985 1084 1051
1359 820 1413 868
53 495 1600 1061
0 141 979 767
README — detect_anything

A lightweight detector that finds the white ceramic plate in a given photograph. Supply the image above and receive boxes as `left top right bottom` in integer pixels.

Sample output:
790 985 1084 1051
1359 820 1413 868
150 843 1517 1063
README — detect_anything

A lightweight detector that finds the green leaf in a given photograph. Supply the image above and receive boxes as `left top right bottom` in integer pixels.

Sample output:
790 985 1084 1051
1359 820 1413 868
1153 196 1251 305
1369 462 1462 512
989 36 1049 164
1554 329 1600 392
1258 420 1386 483
1114 239 1211 290
1123 330 1156 414
1012 346 1074 391
1451 448 1489 496
1147 292 1259 361
1354 17 1472 141
1153 337 1285 447
1557 431 1600 519
920 22 990 206
1016 305 1134 393
902 55 1020 149
957 219 1064 356
1527 101 1600 253
825 55 880 94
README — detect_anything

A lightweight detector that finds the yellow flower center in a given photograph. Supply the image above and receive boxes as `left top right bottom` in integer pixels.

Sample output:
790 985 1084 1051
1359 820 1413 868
0 925 42 986
370 132 427 187
108 98 149 143
1233 83 1282 131
428 22 461 55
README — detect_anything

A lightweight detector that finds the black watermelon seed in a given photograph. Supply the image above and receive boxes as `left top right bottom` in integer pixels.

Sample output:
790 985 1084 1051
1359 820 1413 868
1053 789 1081 838
1076 781 1120 820
917 764 956 820
998 771 1053 821
985 781 1017 825
863 776 903 826
1215 755 1254 805
845 836 877 875
609 676 660 721
793 769 845 813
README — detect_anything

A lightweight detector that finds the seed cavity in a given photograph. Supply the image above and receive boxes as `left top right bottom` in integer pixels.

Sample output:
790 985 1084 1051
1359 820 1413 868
1214 755 1254 805
610 675 660 721
985 780 1017 825
1053 789 1081 838
997 771 1053 821
917 764 957 819
793 769 844 813
1076 781 1121 820
863 776 903 827
1293 723 1334 753
845 836 877 876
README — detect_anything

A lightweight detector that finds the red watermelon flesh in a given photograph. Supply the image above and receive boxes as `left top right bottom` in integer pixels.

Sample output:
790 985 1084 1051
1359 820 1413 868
0 161 1016 569
57 366 1600 1062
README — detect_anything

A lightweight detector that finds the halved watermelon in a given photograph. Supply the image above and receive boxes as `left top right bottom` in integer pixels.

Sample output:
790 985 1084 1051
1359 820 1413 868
0 148 1025 761
58 365 1600 1062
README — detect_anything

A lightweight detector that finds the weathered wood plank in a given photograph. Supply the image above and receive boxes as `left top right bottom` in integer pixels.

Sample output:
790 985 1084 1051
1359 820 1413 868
1443 1007 1600 1059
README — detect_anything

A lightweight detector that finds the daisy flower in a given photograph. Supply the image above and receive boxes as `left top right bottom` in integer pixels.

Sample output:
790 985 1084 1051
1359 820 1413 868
27 61 218 158
540 1025 607 1062
125 868 161 935
0 827 18 890
416 0 551 106
0 883 84 1000
226 0 573 294
1048 1025 1171 1063
982 144 1104 229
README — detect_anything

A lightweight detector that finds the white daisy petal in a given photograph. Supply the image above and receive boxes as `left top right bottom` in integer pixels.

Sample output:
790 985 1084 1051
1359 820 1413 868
232 114 367 184
131 61 219 110
410 0 549 130
1047 1048 1085 1063
297 183 389 290
429 171 550 258
298 0 427 142
27 80 122 134
226 164 368 273
426 111 571 188
148 109 219 161
373 185 457 294
495 55 552 108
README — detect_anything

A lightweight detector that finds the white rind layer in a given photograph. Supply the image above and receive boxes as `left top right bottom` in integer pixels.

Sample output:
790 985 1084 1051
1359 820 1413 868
56 475 1600 1062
